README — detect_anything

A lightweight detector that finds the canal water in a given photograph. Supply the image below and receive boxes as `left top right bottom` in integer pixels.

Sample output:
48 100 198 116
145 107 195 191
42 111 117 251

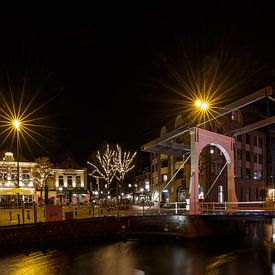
0 222 274 275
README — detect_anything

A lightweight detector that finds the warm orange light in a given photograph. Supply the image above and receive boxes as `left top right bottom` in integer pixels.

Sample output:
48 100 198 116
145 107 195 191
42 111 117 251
195 99 202 107
12 119 21 130
194 99 209 111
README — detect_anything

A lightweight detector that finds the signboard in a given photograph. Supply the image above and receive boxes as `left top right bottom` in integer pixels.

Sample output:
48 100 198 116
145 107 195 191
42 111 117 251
45 205 62 222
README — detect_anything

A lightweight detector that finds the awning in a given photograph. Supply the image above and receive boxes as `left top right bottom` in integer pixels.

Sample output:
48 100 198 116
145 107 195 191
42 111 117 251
0 188 34 195
72 190 88 194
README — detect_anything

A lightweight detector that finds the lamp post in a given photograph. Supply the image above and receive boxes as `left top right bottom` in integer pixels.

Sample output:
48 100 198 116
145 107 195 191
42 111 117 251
12 118 25 224
12 119 21 189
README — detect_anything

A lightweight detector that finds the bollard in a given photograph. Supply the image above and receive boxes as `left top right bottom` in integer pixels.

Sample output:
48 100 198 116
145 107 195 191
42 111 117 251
9 211 12 221
17 214 20 225
27 210 30 220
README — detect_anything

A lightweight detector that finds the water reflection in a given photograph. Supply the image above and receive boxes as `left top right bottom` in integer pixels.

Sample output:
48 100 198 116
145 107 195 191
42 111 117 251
0 222 274 275
0 250 68 275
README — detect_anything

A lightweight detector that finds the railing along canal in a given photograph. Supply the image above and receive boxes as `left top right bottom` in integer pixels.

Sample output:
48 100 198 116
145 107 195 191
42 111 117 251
199 201 266 214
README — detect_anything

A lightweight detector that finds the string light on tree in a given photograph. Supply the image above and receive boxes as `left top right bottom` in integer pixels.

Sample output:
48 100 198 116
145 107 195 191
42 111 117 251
87 144 117 190
114 144 136 182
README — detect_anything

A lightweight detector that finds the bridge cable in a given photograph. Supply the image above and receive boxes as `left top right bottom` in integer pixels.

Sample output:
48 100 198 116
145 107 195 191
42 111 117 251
204 161 228 201
145 153 191 214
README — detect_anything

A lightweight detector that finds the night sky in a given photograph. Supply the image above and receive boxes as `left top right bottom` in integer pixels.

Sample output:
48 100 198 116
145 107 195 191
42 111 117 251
0 3 275 167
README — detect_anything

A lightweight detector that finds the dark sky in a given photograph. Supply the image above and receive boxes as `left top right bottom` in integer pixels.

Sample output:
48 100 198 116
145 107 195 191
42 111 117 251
0 2 275 166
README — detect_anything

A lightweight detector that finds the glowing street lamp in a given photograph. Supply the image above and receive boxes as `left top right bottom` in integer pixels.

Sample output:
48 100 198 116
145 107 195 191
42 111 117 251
12 119 21 130
194 99 209 128
195 99 209 111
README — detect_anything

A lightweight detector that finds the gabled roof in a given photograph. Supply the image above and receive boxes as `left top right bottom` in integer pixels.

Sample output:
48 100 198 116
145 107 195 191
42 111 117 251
57 156 82 170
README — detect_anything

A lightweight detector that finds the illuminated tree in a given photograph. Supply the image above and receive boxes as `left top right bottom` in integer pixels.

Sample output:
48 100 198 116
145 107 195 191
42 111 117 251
87 144 117 189
33 156 53 205
33 156 53 188
114 144 136 183
113 145 136 197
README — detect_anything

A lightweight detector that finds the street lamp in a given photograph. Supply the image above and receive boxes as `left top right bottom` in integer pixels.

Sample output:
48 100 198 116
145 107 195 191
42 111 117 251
195 99 209 111
195 99 209 128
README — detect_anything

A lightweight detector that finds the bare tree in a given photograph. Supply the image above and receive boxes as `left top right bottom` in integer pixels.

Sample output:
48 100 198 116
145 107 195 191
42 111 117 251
114 145 136 193
87 144 117 189
33 156 53 189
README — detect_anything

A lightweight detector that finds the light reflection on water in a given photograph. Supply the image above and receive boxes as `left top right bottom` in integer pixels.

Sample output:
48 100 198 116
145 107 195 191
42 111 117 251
0 222 274 275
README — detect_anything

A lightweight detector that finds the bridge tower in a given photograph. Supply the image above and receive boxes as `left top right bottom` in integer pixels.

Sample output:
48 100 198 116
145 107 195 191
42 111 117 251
189 127 237 215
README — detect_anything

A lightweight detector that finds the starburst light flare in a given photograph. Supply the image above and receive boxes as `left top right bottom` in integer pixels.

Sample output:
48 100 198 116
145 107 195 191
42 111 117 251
0 87 55 154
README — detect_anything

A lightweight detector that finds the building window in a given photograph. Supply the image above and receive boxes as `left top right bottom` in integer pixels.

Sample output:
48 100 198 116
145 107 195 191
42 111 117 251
237 149 242 160
76 176 81 187
259 137 263 148
67 176 73 187
236 167 242 178
253 153 257 163
162 174 168 182
254 136 258 146
245 168 250 179
246 134 250 145
237 135 242 142
161 160 168 168
11 170 18 180
253 170 262 180
153 176 158 186
259 154 263 164
176 170 183 180
59 176 64 186
22 172 30 180
246 151 250 162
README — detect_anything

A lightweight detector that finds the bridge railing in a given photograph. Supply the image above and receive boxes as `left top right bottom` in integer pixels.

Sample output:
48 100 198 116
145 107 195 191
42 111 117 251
158 202 188 215
199 201 266 214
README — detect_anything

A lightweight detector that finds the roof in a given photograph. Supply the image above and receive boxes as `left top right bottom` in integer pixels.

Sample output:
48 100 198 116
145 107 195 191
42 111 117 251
57 157 82 169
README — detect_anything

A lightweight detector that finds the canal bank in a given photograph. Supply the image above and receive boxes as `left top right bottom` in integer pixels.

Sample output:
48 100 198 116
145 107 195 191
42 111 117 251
0 215 245 246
